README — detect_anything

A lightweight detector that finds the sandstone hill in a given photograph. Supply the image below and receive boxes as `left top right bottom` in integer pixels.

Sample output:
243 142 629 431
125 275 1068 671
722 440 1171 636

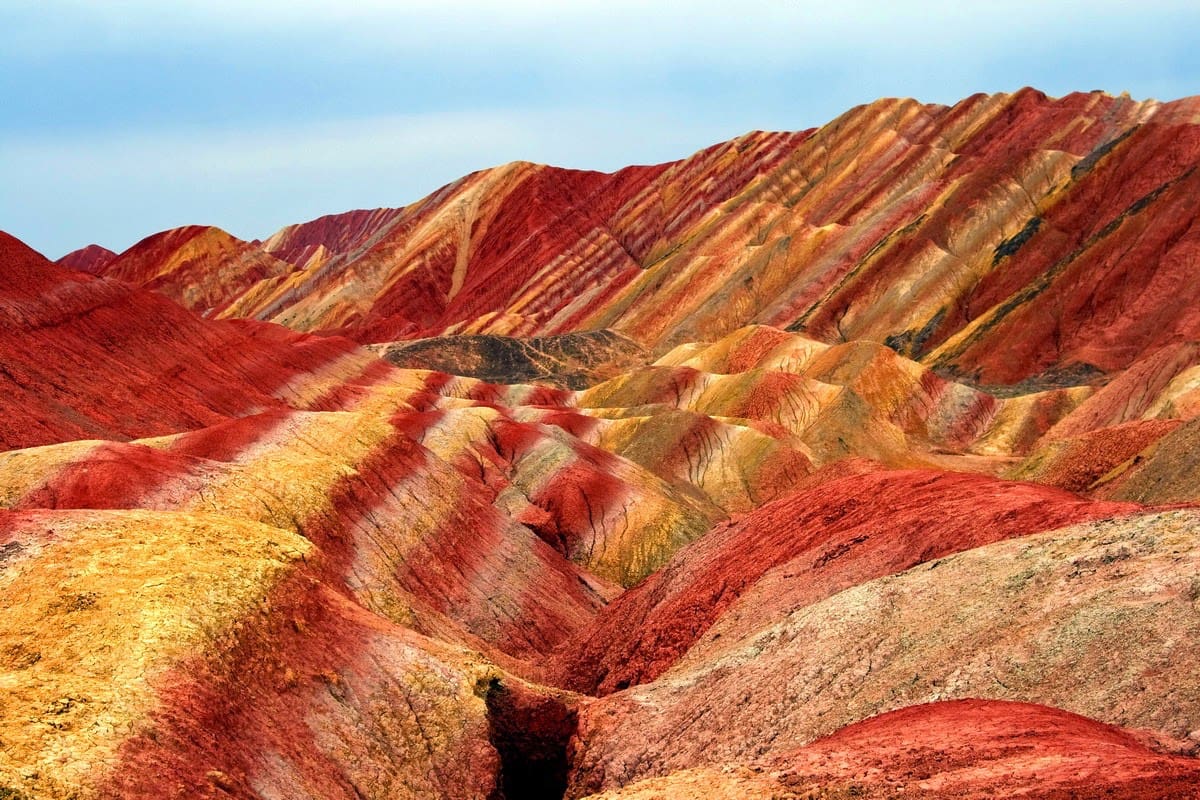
4 89 1200 799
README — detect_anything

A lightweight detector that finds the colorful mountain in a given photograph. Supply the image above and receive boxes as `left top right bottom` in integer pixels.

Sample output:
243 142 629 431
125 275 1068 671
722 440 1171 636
3 88 1200 799
100 225 297 314
88 90 1200 395
56 243 116 274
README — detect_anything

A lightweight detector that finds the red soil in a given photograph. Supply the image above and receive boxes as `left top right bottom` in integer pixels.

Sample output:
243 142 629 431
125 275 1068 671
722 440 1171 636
7 92 1200 798
774 699 1200 798
164 408 300 461
4 401 610 664
12 442 211 510
6 411 304 511
0 231 362 450
1047 341 1200 439
55 243 116 275
262 207 406 267
354 165 663 340
101 570 502 800
302 414 611 661
1020 418 1184 495
229 131 809 344
552 469 1141 695
393 408 714 579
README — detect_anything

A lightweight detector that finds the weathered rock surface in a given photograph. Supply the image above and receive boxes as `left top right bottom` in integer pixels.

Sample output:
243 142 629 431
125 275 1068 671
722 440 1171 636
6 87 1200 799
370 330 648 389
101 91 1200 396
567 510 1200 794
260 207 407 272
55 243 116 275
101 225 297 313
579 700 1200 799
551 468 1140 695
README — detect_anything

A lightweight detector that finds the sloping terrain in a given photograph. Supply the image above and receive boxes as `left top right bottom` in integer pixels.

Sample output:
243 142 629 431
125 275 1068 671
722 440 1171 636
550 469 1141 695
91 90 1200 394
4 87 1200 799
0 508 510 799
0 232 370 450
579 700 1200 799
56 243 116 274
567 509 1200 794
99 225 297 313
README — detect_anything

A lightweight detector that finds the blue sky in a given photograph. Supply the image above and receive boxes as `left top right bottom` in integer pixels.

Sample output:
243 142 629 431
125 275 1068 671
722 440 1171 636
3 1 1199 259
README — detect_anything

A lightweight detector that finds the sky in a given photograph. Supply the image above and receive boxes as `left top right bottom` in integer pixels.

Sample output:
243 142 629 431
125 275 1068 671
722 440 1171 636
3 1 1199 259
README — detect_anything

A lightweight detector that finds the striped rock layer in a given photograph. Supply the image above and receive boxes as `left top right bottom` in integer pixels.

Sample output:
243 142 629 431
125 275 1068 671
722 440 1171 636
72 90 1200 394
10 88 1200 798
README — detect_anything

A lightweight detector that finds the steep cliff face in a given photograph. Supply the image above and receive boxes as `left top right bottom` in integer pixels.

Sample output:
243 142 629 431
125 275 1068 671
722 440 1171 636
5 88 1200 799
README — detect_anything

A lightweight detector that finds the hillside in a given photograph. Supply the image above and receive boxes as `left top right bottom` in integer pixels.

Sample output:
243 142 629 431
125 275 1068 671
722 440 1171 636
7 89 1200 799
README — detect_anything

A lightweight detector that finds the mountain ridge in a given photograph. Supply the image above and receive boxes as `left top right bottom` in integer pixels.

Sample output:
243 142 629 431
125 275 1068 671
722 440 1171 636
51 88 1200 395
5 87 1200 799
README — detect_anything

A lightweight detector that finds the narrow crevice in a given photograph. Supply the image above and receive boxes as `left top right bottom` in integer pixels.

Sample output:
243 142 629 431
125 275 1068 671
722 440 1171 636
485 678 578 800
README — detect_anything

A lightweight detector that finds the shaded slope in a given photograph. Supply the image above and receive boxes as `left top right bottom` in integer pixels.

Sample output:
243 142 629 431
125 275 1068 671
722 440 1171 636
371 329 648 389
394 406 719 586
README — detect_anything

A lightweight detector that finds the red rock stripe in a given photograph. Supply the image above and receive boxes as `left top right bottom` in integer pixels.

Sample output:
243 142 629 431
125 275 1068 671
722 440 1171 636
553 469 1145 694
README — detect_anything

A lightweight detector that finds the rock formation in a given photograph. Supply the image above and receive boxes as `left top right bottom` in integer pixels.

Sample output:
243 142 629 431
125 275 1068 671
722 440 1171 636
3 89 1200 798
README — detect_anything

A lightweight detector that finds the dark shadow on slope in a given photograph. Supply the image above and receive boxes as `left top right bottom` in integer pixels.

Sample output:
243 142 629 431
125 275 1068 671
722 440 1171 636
485 678 578 800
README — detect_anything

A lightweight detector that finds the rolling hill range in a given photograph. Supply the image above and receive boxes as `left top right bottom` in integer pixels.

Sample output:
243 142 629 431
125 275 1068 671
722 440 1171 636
7 88 1200 799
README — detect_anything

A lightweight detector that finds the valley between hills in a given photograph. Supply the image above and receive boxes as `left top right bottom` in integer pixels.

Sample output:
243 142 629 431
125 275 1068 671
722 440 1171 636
4 88 1200 798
